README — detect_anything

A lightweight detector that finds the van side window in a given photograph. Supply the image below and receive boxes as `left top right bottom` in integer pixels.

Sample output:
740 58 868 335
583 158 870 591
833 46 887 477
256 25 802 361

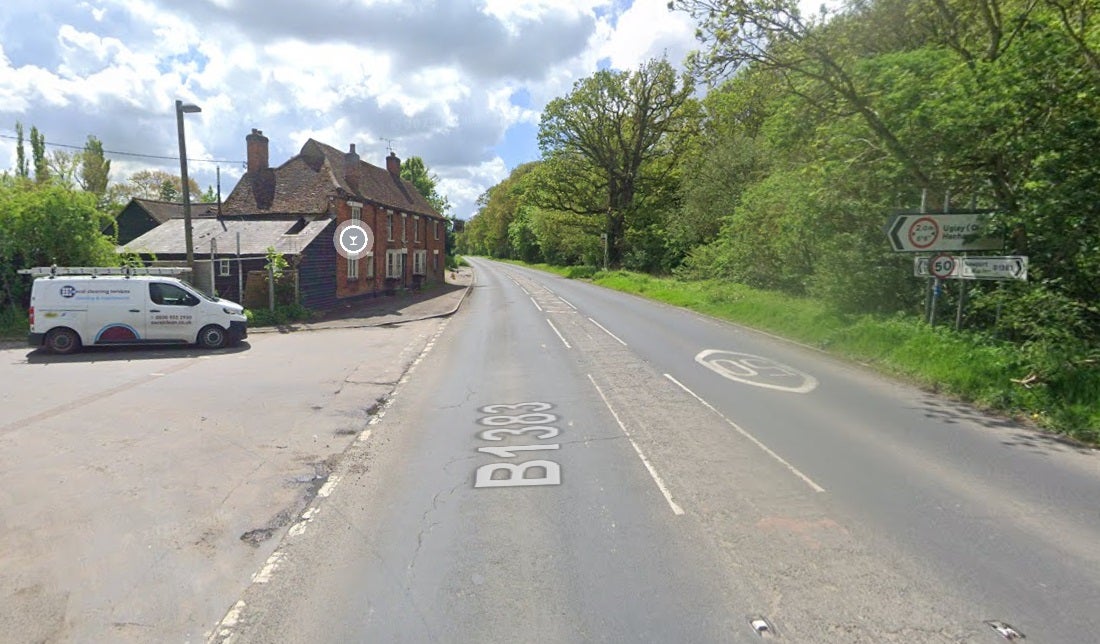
150 283 199 307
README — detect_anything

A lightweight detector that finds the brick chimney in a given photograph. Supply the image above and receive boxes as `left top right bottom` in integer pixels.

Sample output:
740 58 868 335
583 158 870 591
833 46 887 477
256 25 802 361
246 129 268 175
345 143 361 191
386 151 401 177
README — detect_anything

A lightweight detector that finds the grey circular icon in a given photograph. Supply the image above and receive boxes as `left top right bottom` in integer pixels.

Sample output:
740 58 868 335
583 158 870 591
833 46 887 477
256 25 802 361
334 220 374 260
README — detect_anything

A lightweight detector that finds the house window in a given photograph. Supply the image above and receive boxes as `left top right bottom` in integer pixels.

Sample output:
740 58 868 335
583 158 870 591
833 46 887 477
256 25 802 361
366 252 375 278
351 204 362 221
434 220 440 240
413 250 427 275
433 249 439 272
386 250 402 279
414 215 420 242
347 256 359 280
387 210 394 241
219 259 231 276
402 213 407 242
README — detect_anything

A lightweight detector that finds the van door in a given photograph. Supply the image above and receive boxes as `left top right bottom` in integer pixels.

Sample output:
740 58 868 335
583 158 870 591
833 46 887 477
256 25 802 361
146 282 201 342
87 281 146 344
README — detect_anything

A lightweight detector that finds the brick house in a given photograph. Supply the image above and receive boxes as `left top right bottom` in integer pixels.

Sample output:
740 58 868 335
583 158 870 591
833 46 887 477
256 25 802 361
120 130 447 311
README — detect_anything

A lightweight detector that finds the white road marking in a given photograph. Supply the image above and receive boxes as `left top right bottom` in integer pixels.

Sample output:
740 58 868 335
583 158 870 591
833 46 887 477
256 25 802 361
530 297 543 312
558 296 577 310
520 286 530 295
664 374 825 493
589 374 685 516
251 551 285 584
546 319 571 349
318 474 343 497
696 349 818 394
588 317 627 346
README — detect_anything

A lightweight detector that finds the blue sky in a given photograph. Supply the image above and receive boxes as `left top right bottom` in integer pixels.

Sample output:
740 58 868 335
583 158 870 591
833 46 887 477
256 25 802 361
0 0 699 219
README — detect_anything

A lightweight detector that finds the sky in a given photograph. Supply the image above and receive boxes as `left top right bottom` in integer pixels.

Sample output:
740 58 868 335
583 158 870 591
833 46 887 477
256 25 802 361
0 0 702 220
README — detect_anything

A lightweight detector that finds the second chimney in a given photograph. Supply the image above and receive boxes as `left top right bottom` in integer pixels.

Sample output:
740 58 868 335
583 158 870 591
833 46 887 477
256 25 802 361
345 143 361 191
246 129 268 175
386 151 401 177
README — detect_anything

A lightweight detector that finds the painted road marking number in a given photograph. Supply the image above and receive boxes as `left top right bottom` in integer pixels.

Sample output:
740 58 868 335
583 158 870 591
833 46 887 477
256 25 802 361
696 349 818 394
474 402 562 488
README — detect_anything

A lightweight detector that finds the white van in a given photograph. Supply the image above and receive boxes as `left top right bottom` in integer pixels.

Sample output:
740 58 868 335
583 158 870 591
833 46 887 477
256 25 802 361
24 267 247 354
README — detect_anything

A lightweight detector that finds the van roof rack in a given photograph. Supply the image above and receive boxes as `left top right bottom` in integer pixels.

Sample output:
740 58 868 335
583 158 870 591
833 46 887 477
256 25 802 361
17 266 192 278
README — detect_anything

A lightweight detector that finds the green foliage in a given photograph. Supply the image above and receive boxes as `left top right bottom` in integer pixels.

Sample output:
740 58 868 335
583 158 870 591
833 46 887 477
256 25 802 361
79 136 110 197
265 246 288 279
401 156 451 215
30 126 48 185
14 122 28 180
245 303 313 327
0 305 26 340
0 181 118 308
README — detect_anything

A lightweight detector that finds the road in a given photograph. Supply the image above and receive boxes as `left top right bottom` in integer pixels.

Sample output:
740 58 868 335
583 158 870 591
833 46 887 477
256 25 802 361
0 319 446 643
218 258 1100 643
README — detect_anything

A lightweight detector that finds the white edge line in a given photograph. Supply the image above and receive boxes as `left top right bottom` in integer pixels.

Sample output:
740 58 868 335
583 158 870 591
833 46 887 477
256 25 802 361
545 319 571 349
587 317 627 346
663 374 825 493
558 296 577 310
588 374 685 516
530 296 543 312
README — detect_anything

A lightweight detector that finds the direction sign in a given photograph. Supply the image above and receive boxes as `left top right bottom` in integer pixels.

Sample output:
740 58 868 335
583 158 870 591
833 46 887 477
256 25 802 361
886 213 1003 252
914 256 1028 281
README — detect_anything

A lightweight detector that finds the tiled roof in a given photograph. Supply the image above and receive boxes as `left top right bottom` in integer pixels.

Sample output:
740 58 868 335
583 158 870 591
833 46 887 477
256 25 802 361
119 217 332 256
129 198 218 223
218 139 441 219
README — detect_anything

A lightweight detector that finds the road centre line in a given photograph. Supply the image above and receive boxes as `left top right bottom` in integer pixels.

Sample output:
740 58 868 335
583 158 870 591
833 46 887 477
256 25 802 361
588 317 627 346
663 374 825 493
558 296 577 310
545 319 572 349
588 374 684 516
530 297 543 312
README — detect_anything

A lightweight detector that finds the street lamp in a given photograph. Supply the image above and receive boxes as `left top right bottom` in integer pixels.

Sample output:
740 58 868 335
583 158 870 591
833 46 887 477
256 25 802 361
175 99 201 276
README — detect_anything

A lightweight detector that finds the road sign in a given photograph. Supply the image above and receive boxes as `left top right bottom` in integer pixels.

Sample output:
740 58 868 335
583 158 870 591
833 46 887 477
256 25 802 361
929 254 957 278
886 213 1003 252
914 256 1028 281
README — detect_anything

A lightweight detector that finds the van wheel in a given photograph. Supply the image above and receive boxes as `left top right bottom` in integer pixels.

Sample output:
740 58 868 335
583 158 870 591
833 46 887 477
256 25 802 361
198 325 228 349
45 328 81 355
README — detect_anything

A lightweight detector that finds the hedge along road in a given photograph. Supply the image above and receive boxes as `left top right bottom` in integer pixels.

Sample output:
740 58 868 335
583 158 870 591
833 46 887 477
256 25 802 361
210 257 1099 643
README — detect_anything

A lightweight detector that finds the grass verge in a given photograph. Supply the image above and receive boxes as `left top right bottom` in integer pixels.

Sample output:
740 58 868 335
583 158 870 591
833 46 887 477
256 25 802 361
512 264 1099 444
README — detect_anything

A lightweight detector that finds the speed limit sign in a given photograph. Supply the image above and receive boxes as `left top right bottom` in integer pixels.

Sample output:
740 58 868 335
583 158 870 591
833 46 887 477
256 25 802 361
929 253 957 278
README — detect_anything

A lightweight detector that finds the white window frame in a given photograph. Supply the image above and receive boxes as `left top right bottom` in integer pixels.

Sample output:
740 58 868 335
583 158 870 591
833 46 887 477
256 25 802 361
414 215 420 242
434 220 440 240
413 250 427 275
218 259 231 276
350 202 362 221
387 210 394 241
402 213 407 242
433 249 439 272
366 252 375 278
386 249 402 279
347 256 359 280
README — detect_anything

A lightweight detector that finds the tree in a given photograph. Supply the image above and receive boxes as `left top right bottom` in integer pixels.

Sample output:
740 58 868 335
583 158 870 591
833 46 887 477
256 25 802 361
30 126 48 184
670 0 936 190
536 57 696 266
116 169 200 202
14 122 28 180
46 150 79 189
400 156 451 215
79 135 110 196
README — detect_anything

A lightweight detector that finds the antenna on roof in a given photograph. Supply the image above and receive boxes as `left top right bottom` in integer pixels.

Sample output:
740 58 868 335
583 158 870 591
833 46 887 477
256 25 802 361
380 137 396 154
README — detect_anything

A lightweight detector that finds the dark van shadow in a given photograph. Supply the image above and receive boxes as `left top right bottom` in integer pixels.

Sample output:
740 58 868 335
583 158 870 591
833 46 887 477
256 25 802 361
24 341 251 364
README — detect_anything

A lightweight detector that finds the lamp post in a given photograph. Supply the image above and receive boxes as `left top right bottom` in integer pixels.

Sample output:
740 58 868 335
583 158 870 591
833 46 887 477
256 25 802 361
175 99 202 276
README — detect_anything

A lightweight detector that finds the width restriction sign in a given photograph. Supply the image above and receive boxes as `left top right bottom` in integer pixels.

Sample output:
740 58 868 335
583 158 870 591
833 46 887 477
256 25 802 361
914 255 1028 281
886 213 1003 252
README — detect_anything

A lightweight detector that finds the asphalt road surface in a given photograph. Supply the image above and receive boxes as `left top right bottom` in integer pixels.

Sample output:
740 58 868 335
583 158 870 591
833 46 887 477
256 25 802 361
217 258 1100 643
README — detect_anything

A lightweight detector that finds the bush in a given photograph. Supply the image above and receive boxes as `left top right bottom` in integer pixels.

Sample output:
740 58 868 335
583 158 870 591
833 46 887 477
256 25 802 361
565 265 598 279
246 303 313 327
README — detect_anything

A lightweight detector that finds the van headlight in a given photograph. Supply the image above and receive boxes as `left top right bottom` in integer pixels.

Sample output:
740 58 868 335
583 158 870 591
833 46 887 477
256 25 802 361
224 307 241 315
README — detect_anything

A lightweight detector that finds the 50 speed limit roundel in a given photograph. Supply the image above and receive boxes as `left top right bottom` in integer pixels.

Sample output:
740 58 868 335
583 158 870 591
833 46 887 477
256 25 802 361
929 253 957 278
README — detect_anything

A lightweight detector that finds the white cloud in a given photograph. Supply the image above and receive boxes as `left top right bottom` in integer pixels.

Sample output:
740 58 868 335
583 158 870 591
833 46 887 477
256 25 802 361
0 0 707 219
